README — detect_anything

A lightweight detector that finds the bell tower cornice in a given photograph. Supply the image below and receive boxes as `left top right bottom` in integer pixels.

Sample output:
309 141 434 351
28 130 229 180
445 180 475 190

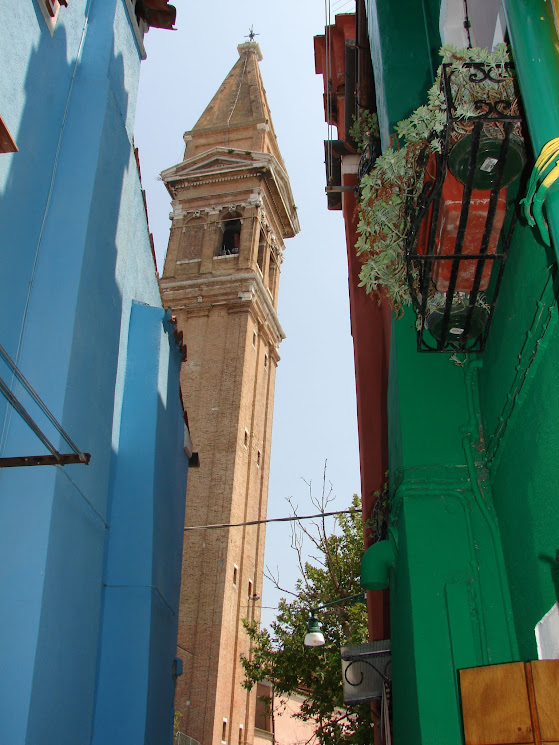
161 147 299 239
160 271 285 353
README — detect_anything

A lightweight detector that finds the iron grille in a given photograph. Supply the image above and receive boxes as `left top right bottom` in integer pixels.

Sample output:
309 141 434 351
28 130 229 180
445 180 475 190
405 62 525 353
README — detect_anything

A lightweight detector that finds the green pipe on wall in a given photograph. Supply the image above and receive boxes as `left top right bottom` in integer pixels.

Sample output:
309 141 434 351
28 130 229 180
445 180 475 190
360 528 398 590
504 0 559 256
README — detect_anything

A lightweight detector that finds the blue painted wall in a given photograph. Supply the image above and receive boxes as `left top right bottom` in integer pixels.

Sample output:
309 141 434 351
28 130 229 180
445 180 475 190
0 3 188 744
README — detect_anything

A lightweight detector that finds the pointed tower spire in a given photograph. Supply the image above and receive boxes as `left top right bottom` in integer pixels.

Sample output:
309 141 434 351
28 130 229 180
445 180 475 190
177 42 288 173
159 45 299 745
193 42 265 130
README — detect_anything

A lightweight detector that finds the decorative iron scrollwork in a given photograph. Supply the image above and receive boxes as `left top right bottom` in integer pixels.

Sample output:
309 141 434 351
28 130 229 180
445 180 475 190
342 655 392 688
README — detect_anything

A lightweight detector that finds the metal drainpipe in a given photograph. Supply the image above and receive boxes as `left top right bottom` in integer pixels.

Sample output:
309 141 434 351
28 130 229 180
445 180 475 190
504 0 559 255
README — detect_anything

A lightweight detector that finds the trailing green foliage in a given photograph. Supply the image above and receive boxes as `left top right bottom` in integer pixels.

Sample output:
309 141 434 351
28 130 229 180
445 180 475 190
349 111 380 150
241 495 372 745
356 44 517 312
356 143 425 310
364 474 390 543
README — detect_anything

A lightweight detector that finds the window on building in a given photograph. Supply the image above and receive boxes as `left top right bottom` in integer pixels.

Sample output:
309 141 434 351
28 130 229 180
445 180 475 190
179 218 205 262
220 218 241 256
269 252 278 299
257 231 266 273
233 565 238 586
248 579 253 598
252 330 257 348
238 725 244 745
257 450 261 467
244 430 249 448
222 720 227 743
264 353 268 369
255 683 272 732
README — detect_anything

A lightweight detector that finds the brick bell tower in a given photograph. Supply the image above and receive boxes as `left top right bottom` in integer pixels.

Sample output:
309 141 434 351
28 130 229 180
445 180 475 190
160 41 299 745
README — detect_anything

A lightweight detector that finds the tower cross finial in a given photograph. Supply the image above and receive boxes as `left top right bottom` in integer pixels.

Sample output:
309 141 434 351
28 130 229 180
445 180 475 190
245 25 259 42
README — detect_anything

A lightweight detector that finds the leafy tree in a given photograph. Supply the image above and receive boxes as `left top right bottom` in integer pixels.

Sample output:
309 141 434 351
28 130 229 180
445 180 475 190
241 485 372 745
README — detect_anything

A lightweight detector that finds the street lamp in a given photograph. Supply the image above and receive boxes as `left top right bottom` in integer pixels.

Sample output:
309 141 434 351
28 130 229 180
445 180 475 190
303 593 366 647
304 613 325 647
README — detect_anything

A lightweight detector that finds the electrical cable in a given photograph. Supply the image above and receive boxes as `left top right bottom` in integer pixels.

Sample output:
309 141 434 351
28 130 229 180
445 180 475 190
325 0 333 186
184 508 360 531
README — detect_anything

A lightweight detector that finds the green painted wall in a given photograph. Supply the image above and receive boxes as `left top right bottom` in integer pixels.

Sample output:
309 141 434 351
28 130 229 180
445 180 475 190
362 462 519 745
362 2 559 743
365 0 441 147
479 219 559 659
389 477 516 745
388 311 470 476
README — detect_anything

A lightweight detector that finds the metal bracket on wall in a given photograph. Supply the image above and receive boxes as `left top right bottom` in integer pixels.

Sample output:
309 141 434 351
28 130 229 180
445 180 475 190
0 344 90 468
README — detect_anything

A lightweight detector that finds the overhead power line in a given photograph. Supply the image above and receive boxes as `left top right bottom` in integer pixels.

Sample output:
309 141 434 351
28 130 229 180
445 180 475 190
184 508 361 531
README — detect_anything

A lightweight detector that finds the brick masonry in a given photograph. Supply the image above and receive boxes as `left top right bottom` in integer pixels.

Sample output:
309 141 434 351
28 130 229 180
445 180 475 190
160 42 299 745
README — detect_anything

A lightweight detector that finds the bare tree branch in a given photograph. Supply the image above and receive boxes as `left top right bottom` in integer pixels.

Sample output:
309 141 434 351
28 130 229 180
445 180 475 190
317 461 341 596
264 565 299 598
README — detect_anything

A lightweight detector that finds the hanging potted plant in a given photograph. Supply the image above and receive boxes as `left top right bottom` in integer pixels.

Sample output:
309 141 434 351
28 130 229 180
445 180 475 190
356 44 525 346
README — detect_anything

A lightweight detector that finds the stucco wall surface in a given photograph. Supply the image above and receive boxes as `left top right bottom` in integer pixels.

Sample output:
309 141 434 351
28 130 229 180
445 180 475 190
0 3 187 744
364 1 559 744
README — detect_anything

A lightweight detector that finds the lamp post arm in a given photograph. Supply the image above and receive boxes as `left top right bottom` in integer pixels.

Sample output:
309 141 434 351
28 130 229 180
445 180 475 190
309 592 366 616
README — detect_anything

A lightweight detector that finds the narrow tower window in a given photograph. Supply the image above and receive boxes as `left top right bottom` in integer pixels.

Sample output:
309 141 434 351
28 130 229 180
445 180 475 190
233 565 238 586
257 450 261 467
269 254 278 299
257 230 266 272
248 579 253 598
222 720 227 743
220 219 241 256
239 725 244 745
244 430 249 448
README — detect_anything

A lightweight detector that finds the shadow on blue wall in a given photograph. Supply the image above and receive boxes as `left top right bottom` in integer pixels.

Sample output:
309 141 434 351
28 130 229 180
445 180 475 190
93 305 187 745
0 8 187 742
0 16 147 744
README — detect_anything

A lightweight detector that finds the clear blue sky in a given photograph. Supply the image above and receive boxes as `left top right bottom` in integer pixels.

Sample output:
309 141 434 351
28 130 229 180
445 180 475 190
134 0 360 629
